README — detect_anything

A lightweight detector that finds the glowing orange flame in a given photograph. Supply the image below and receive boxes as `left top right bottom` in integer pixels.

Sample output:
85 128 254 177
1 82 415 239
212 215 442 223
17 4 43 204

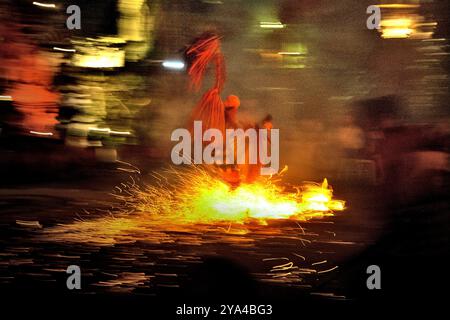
41 167 346 247
124 167 345 224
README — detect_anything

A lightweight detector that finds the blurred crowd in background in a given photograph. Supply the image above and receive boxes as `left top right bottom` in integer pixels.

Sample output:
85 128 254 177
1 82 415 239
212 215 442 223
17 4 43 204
0 0 449 204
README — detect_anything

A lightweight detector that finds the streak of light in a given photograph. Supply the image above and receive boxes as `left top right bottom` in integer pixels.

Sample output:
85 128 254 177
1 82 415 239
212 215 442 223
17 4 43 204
310 292 347 299
316 240 356 245
271 262 296 272
117 168 140 173
32 2 56 8
317 266 339 274
0 95 12 101
29 131 53 136
427 52 450 56
311 260 327 266
416 22 438 27
377 4 420 9
53 47 76 53
89 127 131 136
16 220 42 228
292 253 306 261
272 272 292 278
277 52 302 56
422 38 446 42
260 22 285 29
263 257 289 261
162 60 185 70
89 127 110 133
298 268 317 274
115 160 141 174
110 130 131 135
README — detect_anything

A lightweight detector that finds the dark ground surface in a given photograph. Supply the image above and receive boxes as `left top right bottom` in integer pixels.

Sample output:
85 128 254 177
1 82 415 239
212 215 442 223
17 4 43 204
0 153 448 317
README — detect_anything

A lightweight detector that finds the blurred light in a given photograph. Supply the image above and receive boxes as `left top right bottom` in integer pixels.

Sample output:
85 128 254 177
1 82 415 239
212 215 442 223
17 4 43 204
89 127 110 133
380 18 415 39
162 60 185 70
376 4 435 40
0 95 12 101
74 55 125 68
71 38 126 68
30 131 53 136
381 18 413 28
381 28 413 39
259 22 285 29
277 52 302 56
32 2 56 8
422 38 446 42
377 4 420 9
53 47 76 53
417 22 438 27
89 127 131 136
110 130 131 136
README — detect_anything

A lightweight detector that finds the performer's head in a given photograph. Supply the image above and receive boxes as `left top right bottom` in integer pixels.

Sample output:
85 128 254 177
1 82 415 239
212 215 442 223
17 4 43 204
224 95 240 109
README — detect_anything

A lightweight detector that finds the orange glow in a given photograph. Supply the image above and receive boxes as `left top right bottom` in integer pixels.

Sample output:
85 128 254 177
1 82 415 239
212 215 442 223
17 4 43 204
122 167 345 224
41 168 346 247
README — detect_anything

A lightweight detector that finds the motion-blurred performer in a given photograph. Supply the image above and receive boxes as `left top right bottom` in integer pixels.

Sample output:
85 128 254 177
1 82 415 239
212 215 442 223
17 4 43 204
185 33 262 185
185 32 236 184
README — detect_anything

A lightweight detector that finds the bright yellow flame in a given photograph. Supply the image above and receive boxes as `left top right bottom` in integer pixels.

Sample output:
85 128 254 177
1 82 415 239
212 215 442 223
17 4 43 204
380 18 415 39
381 18 413 28
125 167 345 224
41 168 346 247
381 28 414 39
